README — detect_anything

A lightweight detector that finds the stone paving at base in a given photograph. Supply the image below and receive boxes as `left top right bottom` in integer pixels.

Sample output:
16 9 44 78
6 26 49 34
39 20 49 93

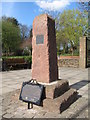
0 67 90 119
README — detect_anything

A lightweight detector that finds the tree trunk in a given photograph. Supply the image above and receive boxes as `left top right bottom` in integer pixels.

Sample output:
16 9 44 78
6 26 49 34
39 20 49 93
71 47 74 56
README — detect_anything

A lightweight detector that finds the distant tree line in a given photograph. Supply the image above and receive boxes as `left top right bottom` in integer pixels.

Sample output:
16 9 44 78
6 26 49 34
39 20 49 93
55 9 88 55
1 16 32 56
43 3 88 56
1 2 88 56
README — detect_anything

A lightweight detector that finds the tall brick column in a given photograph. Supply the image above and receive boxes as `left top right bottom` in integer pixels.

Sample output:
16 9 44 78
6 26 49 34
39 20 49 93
79 36 87 68
32 14 58 83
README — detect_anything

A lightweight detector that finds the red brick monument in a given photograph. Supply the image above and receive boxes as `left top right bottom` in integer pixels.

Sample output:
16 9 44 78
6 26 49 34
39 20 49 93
32 14 58 83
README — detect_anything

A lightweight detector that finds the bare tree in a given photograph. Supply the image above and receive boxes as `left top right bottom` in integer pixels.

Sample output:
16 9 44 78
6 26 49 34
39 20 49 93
19 24 30 40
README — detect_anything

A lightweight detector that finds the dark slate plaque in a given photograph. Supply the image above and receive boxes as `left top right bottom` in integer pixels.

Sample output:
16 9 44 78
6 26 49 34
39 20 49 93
36 35 44 44
19 80 44 106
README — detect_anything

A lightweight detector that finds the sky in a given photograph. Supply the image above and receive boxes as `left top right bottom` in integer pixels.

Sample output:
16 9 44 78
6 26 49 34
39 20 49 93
1 0 79 27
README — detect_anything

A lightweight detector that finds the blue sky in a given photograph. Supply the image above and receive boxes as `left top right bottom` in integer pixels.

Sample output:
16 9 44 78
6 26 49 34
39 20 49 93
1 1 78 27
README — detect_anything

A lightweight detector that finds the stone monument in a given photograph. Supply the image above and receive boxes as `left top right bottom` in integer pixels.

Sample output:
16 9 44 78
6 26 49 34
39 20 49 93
32 14 78 113
32 14 58 83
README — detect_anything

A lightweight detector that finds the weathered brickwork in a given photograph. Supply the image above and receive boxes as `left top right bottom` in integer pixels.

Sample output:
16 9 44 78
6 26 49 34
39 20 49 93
32 14 58 83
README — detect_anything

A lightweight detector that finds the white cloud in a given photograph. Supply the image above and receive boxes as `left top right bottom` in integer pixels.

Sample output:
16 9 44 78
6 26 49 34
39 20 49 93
35 0 71 11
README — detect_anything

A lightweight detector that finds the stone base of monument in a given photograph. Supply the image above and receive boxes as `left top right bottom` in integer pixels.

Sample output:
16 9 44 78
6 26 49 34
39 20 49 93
45 80 70 99
40 80 78 113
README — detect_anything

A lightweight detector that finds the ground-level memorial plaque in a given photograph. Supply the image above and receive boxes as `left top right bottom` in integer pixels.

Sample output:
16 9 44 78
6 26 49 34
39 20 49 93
19 79 44 109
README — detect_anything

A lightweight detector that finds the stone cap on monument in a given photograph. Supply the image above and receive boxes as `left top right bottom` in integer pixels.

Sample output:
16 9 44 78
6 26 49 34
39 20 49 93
33 14 54 22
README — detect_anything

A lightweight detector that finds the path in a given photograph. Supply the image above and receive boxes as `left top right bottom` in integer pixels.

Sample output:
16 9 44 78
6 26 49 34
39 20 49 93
0 67 90 119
